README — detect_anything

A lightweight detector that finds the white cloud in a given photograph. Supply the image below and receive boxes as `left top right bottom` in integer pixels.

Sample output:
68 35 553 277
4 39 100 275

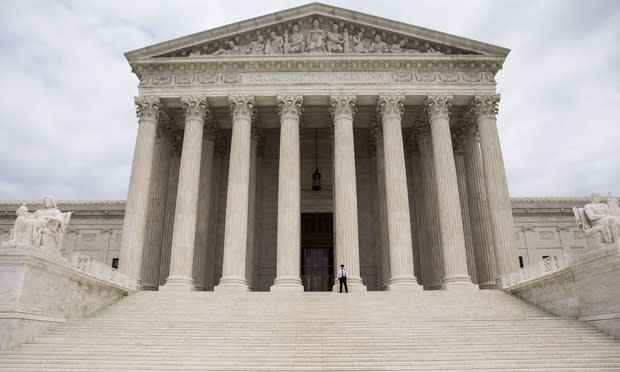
0 0 618 200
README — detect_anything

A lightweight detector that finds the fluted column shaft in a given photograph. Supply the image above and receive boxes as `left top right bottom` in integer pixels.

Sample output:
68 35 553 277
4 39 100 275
462 126 498 288
272 95 304 291
142 130 171 290
471 95 519 279
329 94 366 291
377 94 421 291
164 97 209 289
215 96 256 291
192 126 216 290
246 128 259 290
159 154 180 285
415 127 443 289
425 95 475 290
119 96 161 285
453 144 477 283
372 126 390 290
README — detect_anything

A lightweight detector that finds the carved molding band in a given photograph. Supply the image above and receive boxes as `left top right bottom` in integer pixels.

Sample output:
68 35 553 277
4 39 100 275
134 96 161 122
377 93 405 120
470 94 500 118
329 94 357 120
181 96 209 120
276 95 304 119
228 95 257 121
424 94 453 119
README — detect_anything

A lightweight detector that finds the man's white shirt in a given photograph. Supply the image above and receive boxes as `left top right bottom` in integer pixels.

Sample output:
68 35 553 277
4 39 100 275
337 269 348 279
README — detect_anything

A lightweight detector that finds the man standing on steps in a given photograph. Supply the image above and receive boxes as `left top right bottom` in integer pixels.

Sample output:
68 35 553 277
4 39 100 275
337 264 348 293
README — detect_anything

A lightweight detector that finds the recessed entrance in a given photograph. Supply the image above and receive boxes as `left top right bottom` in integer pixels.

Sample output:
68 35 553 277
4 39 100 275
301 213 333 291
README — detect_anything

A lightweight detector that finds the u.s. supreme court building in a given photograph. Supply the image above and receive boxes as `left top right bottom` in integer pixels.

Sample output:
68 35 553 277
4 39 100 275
3 4 620 369
117 2 519 293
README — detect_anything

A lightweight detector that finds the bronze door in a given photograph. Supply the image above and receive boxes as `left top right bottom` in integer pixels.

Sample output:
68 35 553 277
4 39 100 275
301 213 333 291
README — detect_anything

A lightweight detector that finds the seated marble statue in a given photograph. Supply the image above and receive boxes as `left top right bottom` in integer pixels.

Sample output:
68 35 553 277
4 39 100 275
576 193 620 244
248 35 265 54
5 196 72 251
349 32 368 53
369 34 389 53
284 24 304 54
264 31 284 54
326 24 345 53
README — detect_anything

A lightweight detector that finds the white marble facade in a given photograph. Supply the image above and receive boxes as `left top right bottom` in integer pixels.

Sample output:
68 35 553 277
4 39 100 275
0 4 596 293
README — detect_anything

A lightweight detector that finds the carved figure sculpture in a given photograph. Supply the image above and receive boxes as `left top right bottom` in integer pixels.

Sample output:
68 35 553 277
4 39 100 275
350 32 368 53
264 31 284 54
188 49 202 57
306 19 326 53
326 24 344 53
8 205 41 247
284 24 304 54
5 196 72 251
212 40 242 55
391 40 420 54
369 34 389 53
248 35 265 54
584 193 620 243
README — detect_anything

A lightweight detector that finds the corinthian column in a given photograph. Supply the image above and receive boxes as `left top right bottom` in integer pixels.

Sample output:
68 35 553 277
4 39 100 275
371 124 390 290
377 93 422 291
425 95 476 290
141 123 171 290
462 123 498 288
119 96 161 285
163 96 209 290
192 124 217 291
470 95 519 279
415 125 443 289
215 95 256 292
452 129 477 283
271 95 304 292
329 94 366 292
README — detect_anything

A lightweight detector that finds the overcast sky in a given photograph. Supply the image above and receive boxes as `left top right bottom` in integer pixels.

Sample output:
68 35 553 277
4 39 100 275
0 0 618 201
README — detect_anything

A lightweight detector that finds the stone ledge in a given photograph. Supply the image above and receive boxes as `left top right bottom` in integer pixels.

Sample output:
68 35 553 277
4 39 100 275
0 246 134 351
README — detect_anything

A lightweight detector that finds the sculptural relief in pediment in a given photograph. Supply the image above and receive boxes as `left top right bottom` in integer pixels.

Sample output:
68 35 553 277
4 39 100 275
157 16 477 58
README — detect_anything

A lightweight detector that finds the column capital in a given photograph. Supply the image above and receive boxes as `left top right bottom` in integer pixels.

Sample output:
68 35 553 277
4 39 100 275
276 94 303 119
251 122 263 142
228 95 256 121
370 121 383 141
452 127 465 156
329 94 357 120
377 93 405 120
462 122 481 144
415 124 432 144
424 94 453 120
181 96 209 121
134 96 161 122
470 94 500 119
203 122 217 142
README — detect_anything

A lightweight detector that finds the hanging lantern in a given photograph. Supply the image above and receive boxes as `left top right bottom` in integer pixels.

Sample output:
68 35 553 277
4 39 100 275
312 128 321 191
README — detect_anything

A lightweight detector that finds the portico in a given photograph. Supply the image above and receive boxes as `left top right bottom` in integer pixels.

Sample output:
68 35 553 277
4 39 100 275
119 3 519 292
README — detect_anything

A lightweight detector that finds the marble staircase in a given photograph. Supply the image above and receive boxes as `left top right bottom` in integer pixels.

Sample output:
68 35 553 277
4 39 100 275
1 290 619 371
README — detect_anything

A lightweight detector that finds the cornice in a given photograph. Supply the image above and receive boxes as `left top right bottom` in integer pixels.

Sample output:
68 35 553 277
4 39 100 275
0 200 127 206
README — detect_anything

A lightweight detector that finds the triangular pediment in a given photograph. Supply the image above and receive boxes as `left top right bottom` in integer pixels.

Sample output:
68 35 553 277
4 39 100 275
125 3 509 62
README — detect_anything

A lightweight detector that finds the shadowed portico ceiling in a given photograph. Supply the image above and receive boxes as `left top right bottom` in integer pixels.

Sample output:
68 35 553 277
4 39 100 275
125 3 509 62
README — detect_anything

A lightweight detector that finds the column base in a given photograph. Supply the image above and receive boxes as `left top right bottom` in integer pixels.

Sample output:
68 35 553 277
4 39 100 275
271 276 304 292
332 277 367 293
478 280 500 289
214 276 250 292
161 275 196 291
388 276 423 291
441 281 479 291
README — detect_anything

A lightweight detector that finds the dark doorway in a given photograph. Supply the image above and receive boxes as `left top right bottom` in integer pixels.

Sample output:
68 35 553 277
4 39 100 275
301 213 334 291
